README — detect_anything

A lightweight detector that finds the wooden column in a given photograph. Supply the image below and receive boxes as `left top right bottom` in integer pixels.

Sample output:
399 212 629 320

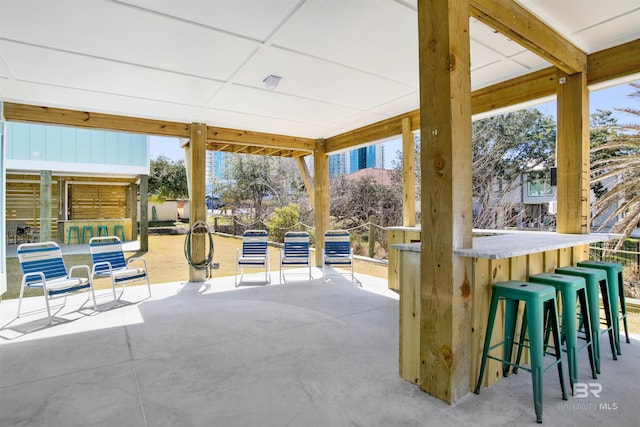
402 117 416 227
129 180 138 241
39 170 52 241
296 156 315 210
556 70 590 234
313 139 329 266
139 175 149 251
417 0 473 403
189 123 207 282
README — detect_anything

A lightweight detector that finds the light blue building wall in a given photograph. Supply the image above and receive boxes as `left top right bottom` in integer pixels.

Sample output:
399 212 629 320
5 122 149 175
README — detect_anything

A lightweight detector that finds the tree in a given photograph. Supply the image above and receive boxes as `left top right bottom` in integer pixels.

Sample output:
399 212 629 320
149 156 188 201
590 83 640 247
215 154 308 222
330 175 403 228
471 109 556 228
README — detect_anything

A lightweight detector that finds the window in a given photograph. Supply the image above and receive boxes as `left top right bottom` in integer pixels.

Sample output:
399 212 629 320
528 178 553 197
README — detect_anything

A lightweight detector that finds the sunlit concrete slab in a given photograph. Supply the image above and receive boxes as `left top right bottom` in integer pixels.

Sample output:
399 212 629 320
1 270 638 426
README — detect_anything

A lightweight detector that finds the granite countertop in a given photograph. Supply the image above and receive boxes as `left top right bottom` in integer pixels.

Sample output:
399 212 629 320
391 232 618 260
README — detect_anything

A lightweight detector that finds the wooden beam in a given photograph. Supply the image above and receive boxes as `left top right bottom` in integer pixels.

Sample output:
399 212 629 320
402 118 416 227
556 70 590 234
325 110 420 154
3 103 191 138
470 0 586 74
471 67 556 115
295 157 315 210
418 0 473 404
587 38 640 86
207 126 314 153
313 139 329 266
188 123 207 282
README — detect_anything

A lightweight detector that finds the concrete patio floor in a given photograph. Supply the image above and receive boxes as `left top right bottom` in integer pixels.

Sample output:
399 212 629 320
1 270 639 426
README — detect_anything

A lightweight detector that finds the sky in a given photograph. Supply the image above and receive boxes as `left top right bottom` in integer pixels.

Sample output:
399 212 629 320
150 80 639 168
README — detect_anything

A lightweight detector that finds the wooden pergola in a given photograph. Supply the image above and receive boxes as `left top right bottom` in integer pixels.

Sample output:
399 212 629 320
3 0 640 404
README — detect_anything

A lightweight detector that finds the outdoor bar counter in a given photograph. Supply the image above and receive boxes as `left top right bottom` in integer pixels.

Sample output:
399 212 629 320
390 230 617 389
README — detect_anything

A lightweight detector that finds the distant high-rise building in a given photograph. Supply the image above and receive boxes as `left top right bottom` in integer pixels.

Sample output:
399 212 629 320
348 144 385 174
205 151 229 192
328 152 347 178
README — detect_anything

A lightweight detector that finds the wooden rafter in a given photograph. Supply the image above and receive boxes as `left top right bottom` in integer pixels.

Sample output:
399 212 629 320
470 0 586 74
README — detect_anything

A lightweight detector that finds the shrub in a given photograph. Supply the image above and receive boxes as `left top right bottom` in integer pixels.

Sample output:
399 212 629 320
266 203 300 243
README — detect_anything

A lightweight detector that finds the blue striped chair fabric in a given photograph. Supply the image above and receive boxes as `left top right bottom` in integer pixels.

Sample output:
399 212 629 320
236 230 270 286
89 236 151 301
322 230 359 284
17 242 97 324
280 231 311 283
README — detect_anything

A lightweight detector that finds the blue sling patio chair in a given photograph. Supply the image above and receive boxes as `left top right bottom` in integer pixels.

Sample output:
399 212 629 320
89 236 151 301
236 229 270 287
17 241 97 325
280 231 312 283
322 230 360 285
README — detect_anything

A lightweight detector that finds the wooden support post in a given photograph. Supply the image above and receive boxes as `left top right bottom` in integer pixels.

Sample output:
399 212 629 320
296 156 315 210
556 70 589 234
139 175 149 251
39 170 52 242
417 0 473 403
402 117 416 227
189 123 207 282
129 180 138 241
313 139 329 266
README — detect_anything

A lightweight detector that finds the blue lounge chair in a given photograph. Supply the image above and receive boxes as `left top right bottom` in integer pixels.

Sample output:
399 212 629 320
17 241 97 324
323 230 359 285
280 231 312 283
236 230 270 286
89 236 151 301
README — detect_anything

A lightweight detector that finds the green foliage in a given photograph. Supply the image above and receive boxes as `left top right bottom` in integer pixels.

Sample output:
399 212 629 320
149 156 188 201
214 154 308 221
471 109 556 228
265 203 301 243
591 83 640 247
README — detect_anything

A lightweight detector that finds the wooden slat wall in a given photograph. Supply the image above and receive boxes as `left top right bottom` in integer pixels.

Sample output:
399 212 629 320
70 184 127 220
6 182 59 238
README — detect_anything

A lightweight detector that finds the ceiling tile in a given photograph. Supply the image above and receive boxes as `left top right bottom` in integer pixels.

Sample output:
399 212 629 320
1 41 223 106
233 46 416 109
271 0 418 85
119 0 303 41
0 0 258 80
209 84 359 126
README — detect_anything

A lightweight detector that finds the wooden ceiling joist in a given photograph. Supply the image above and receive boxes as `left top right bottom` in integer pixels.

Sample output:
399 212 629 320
206 126 314 153
470 0 587 74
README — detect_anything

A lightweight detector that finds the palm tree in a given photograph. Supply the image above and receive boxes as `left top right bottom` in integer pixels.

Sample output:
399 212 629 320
591 83 640 248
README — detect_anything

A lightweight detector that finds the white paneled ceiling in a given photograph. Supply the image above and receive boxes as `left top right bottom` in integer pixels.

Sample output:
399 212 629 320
1 0 639 138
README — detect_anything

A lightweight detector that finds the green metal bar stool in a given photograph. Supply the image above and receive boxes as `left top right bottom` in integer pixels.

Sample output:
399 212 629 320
577 260 630 353
97 225 109 237
82 225 94 244
113 224 125 242
67 226 80 244
475 280 567 424
528 272 597 394
555 266 617 374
